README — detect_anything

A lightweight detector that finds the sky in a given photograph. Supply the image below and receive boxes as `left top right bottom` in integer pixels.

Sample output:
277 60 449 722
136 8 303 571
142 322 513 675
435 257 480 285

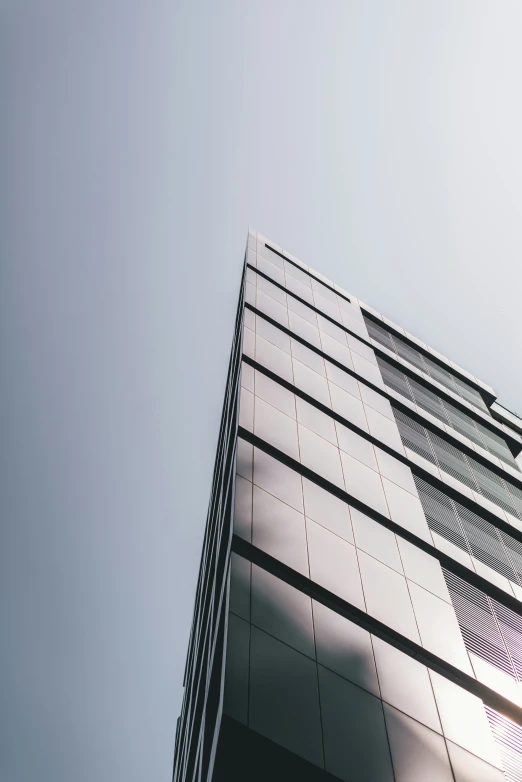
2 1 522 781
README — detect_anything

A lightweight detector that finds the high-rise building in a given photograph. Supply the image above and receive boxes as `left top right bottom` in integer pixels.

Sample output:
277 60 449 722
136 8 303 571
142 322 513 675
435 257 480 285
173 231 522 782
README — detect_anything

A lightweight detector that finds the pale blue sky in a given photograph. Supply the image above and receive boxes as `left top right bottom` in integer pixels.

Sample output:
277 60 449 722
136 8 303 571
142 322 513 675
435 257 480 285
3 2 522 781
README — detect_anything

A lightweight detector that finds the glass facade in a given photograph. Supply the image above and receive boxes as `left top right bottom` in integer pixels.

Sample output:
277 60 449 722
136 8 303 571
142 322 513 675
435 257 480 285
173 232 522 782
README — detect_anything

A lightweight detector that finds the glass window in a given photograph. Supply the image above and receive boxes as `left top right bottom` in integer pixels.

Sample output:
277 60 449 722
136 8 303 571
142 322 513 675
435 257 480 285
351 507 403 573
256 289 289 328
252 484 308 575
256 273 287 305
236 439 253 482
233 474 252 541
239 387 254 432
325 359 361 398
319 330 355 370
313 291 342 321
296 398 337 445
288 310 322 348
429 671 502 767
318 665 394 782
358 551 420 642
359 382 393 419
249 626 324 767
253 447 303 512
408 582 474 674
347 333 378 365
244 307 256 331
291 338 326 376
306 518 365 609
284 261 312 288
397 538 451 603
329 383 368 432
253 397 299 461
229 552 251 620
445 741 505 782
255 334 294 383
287 295 318 326
340 451 390 517
243 324 255 358
258 244 285 270
375 448 418 495
241 361 255 392
383 703 454 782
256 315 291 354
352 352 386 389
223 612 250 724
284 272 314 304
317 314 348 346
302 477 353 542
298 424 345 489
251 565 315 658
382 478 432 542
254 371 296 419
372 636 441 732
312 601 379 695
311 277 337 303
341 309 370 341
336 425 377 470
364 405 405 454
292 359 331 407
245 281 256 306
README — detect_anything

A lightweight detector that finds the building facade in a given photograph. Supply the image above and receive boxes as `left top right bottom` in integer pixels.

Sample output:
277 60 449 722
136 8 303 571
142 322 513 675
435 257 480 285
173 231 522 782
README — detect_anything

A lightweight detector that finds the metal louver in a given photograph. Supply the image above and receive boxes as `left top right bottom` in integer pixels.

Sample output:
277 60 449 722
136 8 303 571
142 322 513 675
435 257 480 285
392 406 522 525
476 420 519 468
377 358 415 403
414 475 468 550
501 532 522 586
491 599 522 681
485 707 522 782
468 456 519 518
393 408 437 464
430 432 478 491
365 319 396 352
443 570 517 678
455 501 517 582
363 316 490 414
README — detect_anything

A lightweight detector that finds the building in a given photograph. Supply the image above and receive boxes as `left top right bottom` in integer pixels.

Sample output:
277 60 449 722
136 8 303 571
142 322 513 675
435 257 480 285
173 230 522 782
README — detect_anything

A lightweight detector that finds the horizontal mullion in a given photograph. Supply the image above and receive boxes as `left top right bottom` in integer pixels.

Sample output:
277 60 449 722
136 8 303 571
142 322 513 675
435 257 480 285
249 281 514 450
244 353 392 447
241 360 522 552
246 304 522 489
376 351 513 448
232 533 522 729
248 263 365 344
237 426 522 617
263 243 351 305
361 307 495 406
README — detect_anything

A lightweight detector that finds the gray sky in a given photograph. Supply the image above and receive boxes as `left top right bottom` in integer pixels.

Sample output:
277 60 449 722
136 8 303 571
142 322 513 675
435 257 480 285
2 1 522 781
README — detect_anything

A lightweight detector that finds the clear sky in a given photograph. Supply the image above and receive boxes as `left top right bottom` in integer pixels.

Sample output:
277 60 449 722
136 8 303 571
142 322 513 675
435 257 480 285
3 1 522 781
